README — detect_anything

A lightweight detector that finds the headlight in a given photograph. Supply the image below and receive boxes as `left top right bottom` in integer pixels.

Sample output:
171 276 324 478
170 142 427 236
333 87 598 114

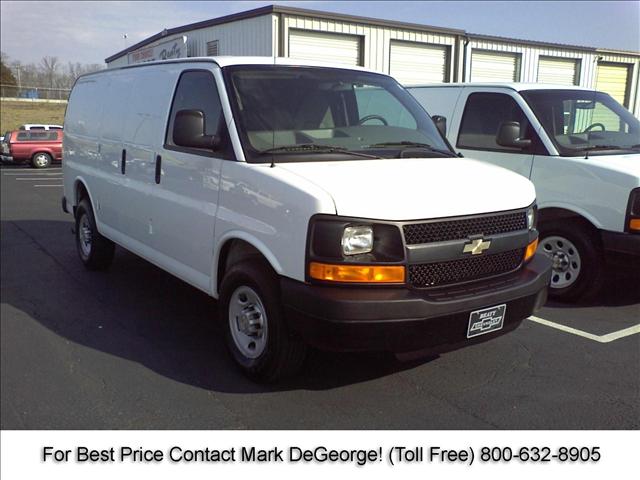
526 206 536 230
341 225 373 256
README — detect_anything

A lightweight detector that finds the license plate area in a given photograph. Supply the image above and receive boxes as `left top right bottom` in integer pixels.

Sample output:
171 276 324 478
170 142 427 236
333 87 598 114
467 304 506 338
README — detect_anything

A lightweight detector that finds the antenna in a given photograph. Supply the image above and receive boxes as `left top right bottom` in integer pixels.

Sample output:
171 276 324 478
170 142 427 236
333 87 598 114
585 56 603 160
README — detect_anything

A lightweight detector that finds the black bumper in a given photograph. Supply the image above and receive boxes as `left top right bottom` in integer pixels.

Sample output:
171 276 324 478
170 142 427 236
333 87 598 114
282 254 551 353
601 230 640 257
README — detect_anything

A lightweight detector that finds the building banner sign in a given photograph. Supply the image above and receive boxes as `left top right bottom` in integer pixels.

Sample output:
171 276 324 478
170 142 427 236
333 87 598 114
128 36 187 64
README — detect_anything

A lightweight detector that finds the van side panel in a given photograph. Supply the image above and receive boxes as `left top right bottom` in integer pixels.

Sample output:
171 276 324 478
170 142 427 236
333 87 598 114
213 161 337 295
407 86 464 125
63 75 107 214
94 71 135 230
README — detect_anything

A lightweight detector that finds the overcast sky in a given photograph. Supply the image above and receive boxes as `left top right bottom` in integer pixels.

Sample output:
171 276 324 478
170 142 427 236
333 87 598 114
1 1 639 66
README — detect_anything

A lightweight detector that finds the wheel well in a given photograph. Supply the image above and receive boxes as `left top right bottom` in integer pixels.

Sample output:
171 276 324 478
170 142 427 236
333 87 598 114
537 207 604 248
538 207 597 232
74 181 90 216
217 239 270 293
32 151 51 158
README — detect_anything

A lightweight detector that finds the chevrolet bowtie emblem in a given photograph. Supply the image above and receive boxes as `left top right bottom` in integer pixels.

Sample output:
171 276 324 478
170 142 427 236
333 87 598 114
463 238 491 255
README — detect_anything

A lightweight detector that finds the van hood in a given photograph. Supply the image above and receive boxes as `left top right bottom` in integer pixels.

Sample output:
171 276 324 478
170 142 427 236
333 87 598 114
279 157 536 220
579 152 640 177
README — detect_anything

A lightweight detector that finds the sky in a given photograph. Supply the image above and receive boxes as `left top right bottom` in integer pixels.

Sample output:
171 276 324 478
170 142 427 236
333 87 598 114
1 1 639 66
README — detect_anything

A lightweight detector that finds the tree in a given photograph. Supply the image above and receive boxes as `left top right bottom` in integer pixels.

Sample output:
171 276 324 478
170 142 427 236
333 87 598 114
1 51 17 86
41 55 59 89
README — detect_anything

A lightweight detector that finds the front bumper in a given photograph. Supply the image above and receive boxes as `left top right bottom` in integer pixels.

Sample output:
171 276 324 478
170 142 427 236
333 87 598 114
0 154 13 163
601 230 640 257
282 254 551 353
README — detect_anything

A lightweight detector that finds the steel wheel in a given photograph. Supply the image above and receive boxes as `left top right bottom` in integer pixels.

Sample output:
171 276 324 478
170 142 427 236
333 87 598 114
228 285 268 359
78 213 93 259
537 235 581 289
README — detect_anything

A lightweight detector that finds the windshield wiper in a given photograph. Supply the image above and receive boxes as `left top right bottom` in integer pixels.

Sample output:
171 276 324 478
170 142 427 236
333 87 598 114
257 143 382 159
365 141 457 157
580 144 636 159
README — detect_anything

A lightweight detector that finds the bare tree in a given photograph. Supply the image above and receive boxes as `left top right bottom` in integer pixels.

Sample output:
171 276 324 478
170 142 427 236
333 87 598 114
41 56 59 89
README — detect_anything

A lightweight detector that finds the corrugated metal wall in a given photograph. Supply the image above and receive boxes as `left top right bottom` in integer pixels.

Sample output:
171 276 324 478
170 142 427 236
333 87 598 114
185 15 274 57
277 14 458 80
105 11 640 118
108 15 274 69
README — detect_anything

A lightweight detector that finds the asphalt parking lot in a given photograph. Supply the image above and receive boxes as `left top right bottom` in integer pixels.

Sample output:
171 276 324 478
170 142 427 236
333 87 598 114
1 163 639 429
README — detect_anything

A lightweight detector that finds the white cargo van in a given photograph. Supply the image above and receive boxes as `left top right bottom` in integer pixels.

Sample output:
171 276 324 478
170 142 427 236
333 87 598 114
408 84 640 301
62 58 550 381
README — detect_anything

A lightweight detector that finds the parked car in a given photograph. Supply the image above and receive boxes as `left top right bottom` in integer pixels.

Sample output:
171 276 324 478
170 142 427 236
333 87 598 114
19 124 64 130
1 129 63 168
62 58 551 381
408 83 640 301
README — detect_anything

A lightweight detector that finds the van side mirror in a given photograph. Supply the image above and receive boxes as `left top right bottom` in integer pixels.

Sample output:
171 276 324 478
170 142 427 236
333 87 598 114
496 121 532 149
173 110 220 150
432 115 447 137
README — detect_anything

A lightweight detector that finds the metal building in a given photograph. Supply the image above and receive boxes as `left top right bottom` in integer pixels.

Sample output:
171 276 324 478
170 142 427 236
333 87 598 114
104 4 640 117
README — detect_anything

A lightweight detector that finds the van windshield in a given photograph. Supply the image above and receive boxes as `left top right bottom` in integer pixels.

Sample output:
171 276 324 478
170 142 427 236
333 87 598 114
521 89 640 156
223 65 454 163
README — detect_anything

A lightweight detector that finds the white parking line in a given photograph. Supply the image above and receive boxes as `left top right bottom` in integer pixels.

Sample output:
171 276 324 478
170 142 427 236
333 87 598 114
34 185 63 187
15 177 62 181
3 172 62 176
527 315 640 343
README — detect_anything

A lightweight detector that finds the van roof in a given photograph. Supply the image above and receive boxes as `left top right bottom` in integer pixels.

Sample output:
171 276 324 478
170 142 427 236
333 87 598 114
90 56 379 76
405 82 596 92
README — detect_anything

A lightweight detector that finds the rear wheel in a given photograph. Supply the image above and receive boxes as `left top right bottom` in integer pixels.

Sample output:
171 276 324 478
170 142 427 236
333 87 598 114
537 220 604 302
31 152 52 169
75 198 115 270
219 260 307 382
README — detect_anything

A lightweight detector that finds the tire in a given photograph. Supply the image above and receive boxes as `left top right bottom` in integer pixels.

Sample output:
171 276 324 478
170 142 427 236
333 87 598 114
31 152 52 169
219 259 307 382
537 219 604 302
75 198 115 271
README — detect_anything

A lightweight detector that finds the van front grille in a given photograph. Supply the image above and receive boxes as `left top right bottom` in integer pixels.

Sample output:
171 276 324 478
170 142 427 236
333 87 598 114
409 248 524 288
403 211 527 245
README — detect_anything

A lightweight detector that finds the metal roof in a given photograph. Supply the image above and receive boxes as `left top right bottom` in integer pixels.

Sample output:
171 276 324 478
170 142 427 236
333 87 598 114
105 4 640 64
105 4 465 63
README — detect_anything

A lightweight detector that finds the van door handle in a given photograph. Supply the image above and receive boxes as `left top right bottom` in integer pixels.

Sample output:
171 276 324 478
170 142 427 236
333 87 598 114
155 154 162 184
121 149 126 174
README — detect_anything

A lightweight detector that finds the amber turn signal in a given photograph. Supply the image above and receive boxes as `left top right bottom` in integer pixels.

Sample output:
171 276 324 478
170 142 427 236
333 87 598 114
629 218 640 231
309 262 405 283
524 238 538 262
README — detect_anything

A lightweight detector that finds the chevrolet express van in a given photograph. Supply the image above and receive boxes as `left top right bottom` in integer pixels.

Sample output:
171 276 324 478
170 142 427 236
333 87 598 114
62 58 550 381
408 84 640 301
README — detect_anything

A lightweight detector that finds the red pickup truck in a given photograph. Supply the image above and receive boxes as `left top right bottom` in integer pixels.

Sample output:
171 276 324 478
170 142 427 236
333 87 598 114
0 129 63 168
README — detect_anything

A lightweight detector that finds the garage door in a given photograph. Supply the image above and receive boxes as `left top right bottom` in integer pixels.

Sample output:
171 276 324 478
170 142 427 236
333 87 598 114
389 41 449 85
288 29 361 66
537 57 579 85
471 51 521 82
596 63 631 107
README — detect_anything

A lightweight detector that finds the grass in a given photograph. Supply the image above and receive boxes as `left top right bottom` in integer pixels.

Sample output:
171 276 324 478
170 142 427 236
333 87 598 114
0 100 67 134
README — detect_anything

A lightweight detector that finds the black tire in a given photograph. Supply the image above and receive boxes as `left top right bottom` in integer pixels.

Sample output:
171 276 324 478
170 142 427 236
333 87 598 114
219 259 307 382
31 152 52 169
538 219 605 302
75 198 115 271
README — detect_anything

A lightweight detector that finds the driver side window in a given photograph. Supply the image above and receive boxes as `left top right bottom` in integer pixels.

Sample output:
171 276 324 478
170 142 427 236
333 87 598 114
458 92 532 152
354 86 417 129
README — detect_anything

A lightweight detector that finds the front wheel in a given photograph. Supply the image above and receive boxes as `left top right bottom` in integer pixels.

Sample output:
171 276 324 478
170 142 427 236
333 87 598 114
537 220 604 302
219 260 307 382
